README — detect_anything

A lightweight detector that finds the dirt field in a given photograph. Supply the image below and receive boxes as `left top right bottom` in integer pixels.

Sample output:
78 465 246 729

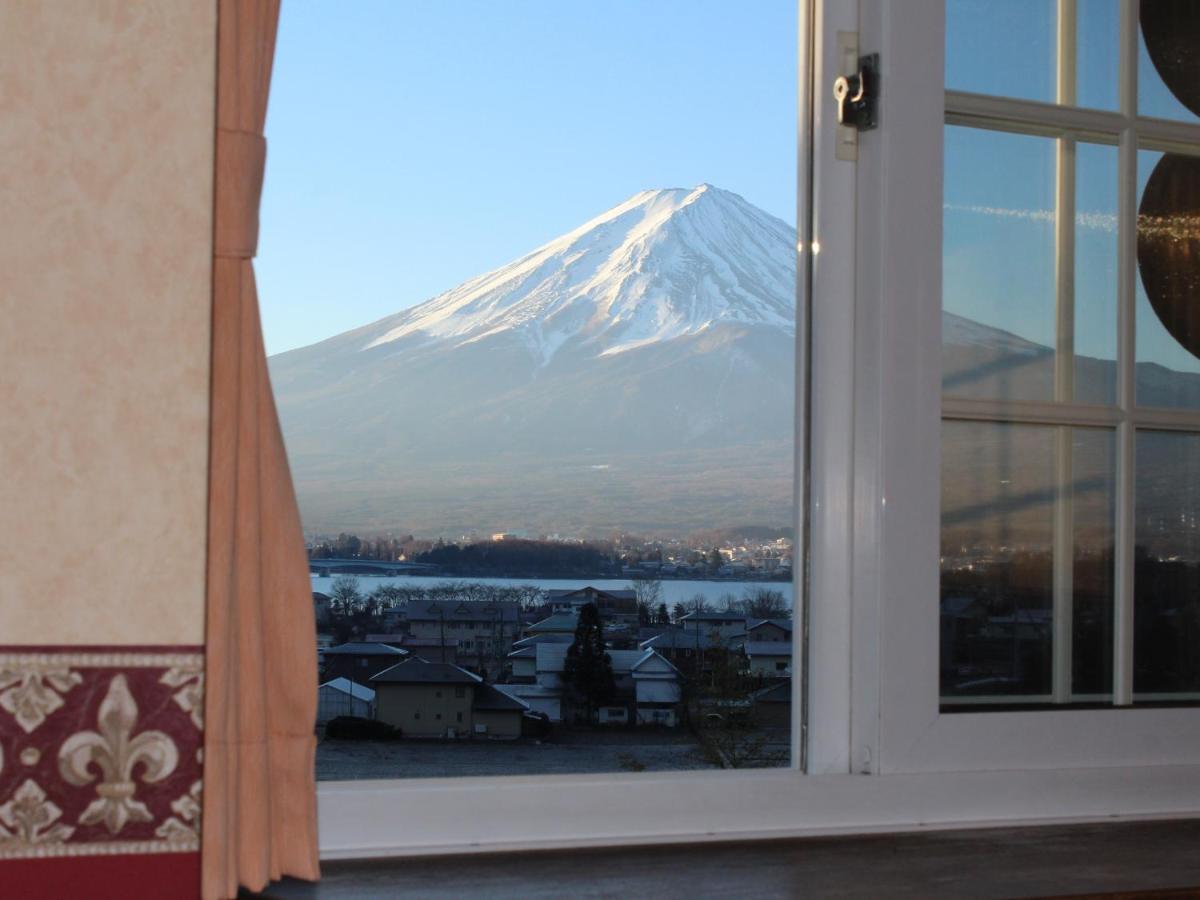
316 728 723 780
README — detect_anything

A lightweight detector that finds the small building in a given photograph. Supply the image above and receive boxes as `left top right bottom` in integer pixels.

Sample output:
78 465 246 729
745 641 792 678
371 658 525 740
322 641 409 682
751 679 792 729
746 618 793 643
493 682 562 722
546 587 639 625
317 677 375 723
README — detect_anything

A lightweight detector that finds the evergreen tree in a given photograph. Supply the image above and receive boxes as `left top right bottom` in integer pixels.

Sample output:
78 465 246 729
562 602 615 724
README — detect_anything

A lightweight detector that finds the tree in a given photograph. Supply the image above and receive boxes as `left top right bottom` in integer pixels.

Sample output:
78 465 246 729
561 602 615 724
655 602 670 625
696 648 786 769
672 602 688 624
631 577 663 609
740 587 789 619
329 576 363 614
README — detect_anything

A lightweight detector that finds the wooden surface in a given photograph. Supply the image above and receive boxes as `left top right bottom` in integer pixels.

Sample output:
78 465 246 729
250 820 1200 899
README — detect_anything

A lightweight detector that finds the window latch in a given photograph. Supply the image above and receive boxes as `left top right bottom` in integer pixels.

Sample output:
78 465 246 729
833 53 879 131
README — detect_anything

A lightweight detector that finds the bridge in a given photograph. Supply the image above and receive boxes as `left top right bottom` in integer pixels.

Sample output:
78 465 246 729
308 558 440 577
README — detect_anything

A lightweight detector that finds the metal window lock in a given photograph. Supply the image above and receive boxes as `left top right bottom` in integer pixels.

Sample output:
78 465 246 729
833 53 879 131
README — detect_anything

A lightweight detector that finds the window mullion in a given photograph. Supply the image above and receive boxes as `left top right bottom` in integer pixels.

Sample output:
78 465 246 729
1113 0 1139 707
1052 0 1078 704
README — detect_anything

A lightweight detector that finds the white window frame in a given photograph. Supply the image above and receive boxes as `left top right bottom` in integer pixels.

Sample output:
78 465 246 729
316 0 1200 860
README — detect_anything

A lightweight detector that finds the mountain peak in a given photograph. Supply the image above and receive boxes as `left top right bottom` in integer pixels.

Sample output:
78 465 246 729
360 184 797 365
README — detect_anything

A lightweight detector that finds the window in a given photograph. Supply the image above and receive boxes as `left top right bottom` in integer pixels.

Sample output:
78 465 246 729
457 712 464 723
455 687 465 699
270 0 1200 862
941 0 1200 709
263 0 796 782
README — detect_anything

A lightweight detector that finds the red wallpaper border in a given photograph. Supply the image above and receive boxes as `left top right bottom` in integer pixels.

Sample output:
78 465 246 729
0 644 205 869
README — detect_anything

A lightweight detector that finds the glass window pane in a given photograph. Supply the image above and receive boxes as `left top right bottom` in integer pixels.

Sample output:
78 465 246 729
946 0 1056 102
261 1 798 779
1074 141 1119 405
1134 431 1200 698
1138 2 1200 124
943 126 1057 402
1136 148 1200 408
1071 427 1116 697
941 422 1115 705
1077 0 1120 111
941 421 1055 702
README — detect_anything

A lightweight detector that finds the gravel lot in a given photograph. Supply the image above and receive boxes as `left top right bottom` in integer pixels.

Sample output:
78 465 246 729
316 729 720 780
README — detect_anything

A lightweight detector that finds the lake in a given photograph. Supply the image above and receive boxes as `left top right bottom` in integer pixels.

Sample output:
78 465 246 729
310 574 794 610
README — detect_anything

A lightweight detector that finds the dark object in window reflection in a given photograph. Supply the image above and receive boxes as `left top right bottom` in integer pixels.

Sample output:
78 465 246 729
1141 0 1200 117
1137 153 1200 362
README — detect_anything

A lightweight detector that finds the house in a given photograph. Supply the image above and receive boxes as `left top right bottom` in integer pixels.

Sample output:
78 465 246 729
534 643 683 726
313 591 332 626
371 658 526 739
746 618 793 643
524 612 579 637
405 598 522 676
546 587 639 625
507 645 537 682
317 677 375 723
322 641 409 682
678 610 748 639
745 641 792 678
492 682 563 722
639 627 729 679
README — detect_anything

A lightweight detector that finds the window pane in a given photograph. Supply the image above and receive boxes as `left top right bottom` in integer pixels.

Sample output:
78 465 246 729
941 421 1054 702
943 126 1057 402
941 422 1115 705
1134 430 1200 698
261 1 797 780
946 0 1055 102
1138 3 1200 124
1071 427 1116 697
1136 148 1200 408
1074 141 1119 405
1077 0 1120 111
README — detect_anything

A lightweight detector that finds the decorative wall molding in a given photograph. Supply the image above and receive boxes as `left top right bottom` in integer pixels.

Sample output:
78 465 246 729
0 646 203 859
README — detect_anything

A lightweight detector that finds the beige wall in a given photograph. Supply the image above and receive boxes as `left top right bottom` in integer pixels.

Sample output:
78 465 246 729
474 710 521 740
376 684 475 737
0 1 216 645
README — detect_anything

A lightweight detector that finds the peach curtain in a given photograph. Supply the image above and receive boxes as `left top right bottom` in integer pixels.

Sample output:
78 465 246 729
203 1 320 898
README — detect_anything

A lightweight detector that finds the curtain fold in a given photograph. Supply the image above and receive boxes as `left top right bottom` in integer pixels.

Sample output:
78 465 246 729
203 2 320 897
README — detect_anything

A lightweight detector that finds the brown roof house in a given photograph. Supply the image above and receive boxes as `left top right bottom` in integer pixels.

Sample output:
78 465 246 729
371 658 528 739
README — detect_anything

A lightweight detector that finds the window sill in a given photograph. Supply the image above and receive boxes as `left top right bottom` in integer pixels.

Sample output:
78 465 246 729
317 764 1200 861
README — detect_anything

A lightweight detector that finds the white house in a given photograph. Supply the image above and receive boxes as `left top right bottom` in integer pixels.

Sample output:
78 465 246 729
745 641 792 678
534 643 683 725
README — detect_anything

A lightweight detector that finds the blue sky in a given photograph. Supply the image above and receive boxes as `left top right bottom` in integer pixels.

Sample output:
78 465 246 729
257 0 797 355
944 0 1200 382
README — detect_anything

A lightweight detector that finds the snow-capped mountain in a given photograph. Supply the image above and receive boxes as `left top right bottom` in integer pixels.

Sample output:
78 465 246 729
269 184 797 536
361 183 795 363
268 184 1200 537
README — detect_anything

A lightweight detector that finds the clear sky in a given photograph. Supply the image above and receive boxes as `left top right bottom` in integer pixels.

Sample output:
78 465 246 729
257 0 798 355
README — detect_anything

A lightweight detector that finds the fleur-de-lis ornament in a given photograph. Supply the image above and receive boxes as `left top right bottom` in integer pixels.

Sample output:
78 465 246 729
58 675 179 834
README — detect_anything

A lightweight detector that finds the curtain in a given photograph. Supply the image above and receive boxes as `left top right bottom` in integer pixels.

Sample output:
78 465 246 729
203 1 320 897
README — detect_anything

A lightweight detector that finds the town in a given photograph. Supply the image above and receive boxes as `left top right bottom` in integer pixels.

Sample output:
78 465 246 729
313 582 793 778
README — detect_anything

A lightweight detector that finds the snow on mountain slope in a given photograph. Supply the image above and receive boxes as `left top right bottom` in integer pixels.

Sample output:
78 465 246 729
359 184 796 365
